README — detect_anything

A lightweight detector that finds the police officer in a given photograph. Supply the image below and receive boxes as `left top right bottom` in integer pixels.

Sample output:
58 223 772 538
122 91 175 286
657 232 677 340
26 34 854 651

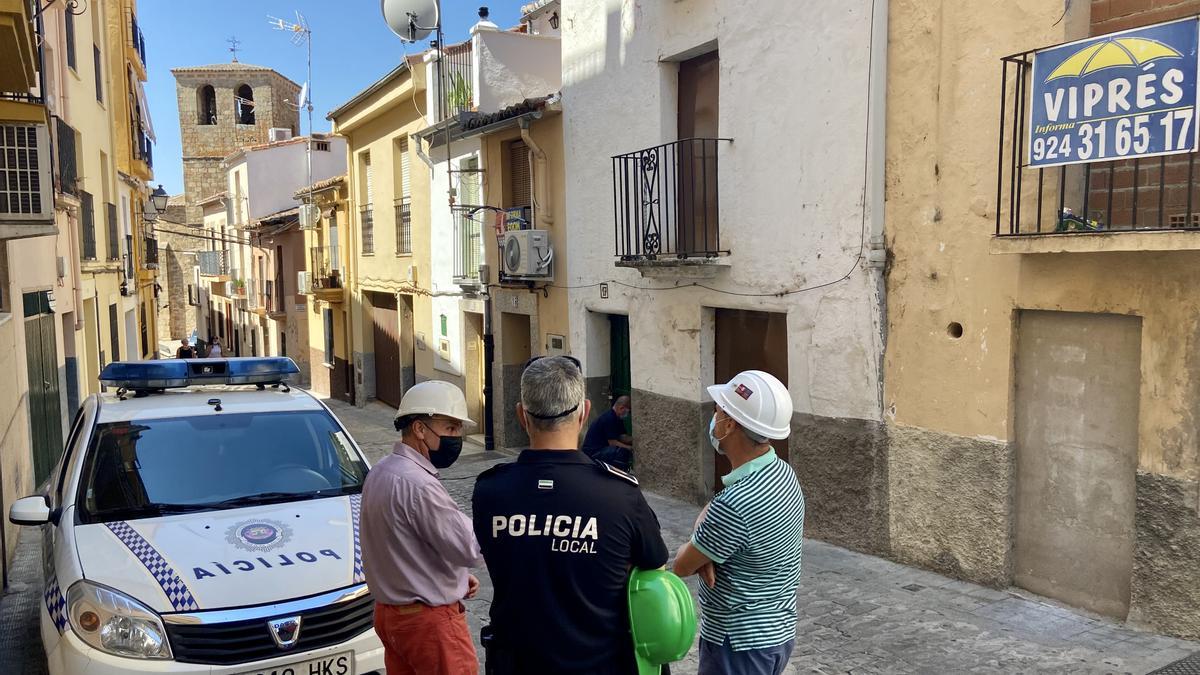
472 356 669 675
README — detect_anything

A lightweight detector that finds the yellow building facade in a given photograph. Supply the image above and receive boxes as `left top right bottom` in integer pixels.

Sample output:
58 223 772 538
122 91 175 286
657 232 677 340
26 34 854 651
299 176 353 403
329 62 435 409
886 0 1199 639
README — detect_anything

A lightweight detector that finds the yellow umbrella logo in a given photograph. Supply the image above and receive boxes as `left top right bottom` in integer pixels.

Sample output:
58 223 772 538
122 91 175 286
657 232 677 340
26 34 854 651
1045 37 1184 82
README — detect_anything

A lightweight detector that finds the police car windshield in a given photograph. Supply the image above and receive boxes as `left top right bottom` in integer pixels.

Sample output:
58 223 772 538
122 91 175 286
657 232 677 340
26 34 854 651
76 411 367 523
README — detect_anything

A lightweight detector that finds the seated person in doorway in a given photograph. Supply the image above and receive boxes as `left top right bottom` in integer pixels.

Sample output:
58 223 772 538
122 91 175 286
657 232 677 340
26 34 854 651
582 395 633 470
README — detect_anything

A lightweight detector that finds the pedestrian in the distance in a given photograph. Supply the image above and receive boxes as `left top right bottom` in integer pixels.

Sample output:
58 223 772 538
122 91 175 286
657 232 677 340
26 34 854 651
175 338 197 359
208 336 222 357
360 380 482 675
472 356 669 675
672 370 804 675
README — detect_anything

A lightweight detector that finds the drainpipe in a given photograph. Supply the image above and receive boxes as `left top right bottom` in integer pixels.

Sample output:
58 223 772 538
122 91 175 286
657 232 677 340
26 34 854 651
480 264 495 452
519 118 553 227
865 0 888 410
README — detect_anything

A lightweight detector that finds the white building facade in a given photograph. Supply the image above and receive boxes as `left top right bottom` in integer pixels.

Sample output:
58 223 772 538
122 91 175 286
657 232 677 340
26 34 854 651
560 0 890 548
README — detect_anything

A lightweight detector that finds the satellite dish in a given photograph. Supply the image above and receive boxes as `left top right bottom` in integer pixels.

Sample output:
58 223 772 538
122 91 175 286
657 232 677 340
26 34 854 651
381 0 439 42
297 82 309 109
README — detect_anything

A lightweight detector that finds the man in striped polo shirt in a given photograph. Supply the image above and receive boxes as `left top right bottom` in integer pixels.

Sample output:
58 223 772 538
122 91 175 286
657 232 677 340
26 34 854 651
673 370 804 675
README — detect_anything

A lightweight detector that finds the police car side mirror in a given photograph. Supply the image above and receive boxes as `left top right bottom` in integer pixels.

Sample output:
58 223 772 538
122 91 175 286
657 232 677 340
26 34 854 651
9 495 51 526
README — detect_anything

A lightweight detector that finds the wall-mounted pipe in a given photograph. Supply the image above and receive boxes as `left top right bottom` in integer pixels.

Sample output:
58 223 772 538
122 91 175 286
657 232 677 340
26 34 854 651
519 118 553 227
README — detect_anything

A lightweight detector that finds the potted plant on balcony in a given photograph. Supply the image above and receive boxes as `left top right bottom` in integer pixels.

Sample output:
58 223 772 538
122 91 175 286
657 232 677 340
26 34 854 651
447 72 473 112
233 279 246 296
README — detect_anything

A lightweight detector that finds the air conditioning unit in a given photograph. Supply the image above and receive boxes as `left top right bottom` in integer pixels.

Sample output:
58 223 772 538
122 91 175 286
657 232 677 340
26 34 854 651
298 203 319 229
269 127 293 143
297 271 311 295
502 230 553 279
221 281 234 296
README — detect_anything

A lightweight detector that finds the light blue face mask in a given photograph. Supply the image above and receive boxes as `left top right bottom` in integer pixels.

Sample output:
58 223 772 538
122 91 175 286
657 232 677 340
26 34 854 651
708 416 727 455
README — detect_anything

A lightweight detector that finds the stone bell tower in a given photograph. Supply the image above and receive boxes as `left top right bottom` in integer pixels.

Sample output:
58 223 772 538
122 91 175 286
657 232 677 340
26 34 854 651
171 62 301 225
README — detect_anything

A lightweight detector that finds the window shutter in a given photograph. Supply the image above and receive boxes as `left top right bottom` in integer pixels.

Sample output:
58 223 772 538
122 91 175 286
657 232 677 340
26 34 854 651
400 139 411 199
364 153 373 205
508 140 531 208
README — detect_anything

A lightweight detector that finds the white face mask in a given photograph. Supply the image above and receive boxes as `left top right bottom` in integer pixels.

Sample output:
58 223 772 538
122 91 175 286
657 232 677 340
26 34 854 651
708 415 730 455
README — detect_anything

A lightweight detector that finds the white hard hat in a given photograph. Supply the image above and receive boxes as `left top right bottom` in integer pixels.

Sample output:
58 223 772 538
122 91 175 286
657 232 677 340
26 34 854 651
394 380 474 425
706 370 793 440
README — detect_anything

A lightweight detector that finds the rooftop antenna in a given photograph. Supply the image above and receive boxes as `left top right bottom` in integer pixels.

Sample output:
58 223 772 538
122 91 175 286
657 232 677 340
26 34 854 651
226 36 241 62
269 11 315 214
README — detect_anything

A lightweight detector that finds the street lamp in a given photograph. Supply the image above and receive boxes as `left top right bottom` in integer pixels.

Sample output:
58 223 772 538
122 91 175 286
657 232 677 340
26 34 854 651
147 184 169 217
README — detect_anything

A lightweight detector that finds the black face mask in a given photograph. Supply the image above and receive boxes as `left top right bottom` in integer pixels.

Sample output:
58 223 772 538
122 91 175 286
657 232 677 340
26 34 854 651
424 425 464 469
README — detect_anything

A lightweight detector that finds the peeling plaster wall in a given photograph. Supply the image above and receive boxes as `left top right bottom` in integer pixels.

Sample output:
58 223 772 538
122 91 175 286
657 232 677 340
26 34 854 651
560 0 884 542
475 30 562 112
886 0 1200 637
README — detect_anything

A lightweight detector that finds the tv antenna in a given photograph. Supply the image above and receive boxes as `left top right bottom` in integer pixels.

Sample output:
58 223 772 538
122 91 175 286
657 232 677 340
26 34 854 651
268 11 316 211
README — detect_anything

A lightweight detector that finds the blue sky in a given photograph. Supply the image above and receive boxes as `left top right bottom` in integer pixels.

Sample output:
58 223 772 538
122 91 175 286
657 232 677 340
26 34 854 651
141 1 526 195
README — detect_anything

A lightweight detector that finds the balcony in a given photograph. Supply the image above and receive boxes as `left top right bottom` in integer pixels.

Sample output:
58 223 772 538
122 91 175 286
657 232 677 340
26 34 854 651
198 250 229 277
993 51 1200 255
142 235 158 270
452 206 484 288
55 117 78 196
129 14 147 71
265 279 286 318
0 0 38 94
439 41 473 120
105 203 119 260
310 245 345 303
612 138 732 278
394 197 411 255
80 191 96 260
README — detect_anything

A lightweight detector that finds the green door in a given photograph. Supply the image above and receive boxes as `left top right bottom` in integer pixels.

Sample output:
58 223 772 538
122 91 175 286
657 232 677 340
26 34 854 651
609 314 632 432
24 292 64 486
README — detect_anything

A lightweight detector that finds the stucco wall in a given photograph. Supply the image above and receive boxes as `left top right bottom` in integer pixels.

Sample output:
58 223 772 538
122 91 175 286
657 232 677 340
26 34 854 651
243 139 347 221
475 30 562 112
885 0 1200 637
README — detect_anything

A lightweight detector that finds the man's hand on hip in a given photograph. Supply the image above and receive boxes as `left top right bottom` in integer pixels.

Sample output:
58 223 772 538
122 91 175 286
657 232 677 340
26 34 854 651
466 574 480 599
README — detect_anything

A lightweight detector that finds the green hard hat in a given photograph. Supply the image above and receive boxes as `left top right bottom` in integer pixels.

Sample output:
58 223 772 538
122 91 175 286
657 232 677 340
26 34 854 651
627 568 698 675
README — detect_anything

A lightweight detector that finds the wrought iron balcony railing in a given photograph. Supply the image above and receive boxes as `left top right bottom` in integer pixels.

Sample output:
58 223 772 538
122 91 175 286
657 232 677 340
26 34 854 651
395 197 411 255
143 235 158 269
310 246 342 290
360 205 374 255
612 138 732 260
198 250 228 276
996 52 1200 236
55 117 79 196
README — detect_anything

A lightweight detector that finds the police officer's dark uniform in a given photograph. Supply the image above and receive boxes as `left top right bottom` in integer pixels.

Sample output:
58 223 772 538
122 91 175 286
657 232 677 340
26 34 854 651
472 450 669 675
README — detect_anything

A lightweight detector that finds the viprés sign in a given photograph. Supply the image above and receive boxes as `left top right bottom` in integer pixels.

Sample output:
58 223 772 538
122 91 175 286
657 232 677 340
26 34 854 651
1028 18 1200 168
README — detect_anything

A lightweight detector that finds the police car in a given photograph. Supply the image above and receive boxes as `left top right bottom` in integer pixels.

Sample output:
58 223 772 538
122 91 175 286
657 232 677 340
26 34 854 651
8 358 384 675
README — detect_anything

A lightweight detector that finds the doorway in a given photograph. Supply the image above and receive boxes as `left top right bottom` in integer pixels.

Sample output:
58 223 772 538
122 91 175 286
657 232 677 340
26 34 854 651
370 292 401 408
678 50 719 254
464 312 485 433
1013 310 1140 618
82 298 99 395
124 309 136 363
501 312 532 448
399 294 416 396
24 291 64 486
609 314 631 400
713 309 788 489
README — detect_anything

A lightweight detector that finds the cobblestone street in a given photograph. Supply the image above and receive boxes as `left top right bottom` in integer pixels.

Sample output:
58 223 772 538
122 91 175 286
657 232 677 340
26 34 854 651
2 396 1197 674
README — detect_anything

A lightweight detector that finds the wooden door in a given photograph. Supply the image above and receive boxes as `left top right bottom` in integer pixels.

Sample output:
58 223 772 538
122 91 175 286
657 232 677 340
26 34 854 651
371 292 401 408
24 293 63 486
678 50 719 255
713 309 788 490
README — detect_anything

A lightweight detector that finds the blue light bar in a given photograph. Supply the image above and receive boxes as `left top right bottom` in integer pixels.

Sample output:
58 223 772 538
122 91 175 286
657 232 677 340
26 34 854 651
99 357 300 390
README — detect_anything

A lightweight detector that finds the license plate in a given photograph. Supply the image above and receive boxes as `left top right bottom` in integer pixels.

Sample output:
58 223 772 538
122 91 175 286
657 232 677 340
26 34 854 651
239 651 354 675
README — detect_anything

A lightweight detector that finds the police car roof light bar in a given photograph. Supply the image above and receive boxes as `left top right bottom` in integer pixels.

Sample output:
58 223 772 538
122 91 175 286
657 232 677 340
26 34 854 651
99 357 300 390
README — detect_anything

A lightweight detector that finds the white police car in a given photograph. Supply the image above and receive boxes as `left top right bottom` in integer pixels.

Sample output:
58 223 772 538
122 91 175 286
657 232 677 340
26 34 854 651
8 358 384 675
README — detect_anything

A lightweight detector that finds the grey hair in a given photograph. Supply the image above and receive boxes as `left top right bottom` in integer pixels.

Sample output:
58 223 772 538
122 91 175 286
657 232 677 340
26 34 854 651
520 356 586 432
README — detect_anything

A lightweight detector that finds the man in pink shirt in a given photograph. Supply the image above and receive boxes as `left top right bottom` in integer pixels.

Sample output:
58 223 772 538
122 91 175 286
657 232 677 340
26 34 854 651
359 380 483 675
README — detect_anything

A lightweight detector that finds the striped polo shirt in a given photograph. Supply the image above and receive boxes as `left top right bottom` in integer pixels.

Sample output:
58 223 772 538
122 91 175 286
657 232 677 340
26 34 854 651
692 449 805 650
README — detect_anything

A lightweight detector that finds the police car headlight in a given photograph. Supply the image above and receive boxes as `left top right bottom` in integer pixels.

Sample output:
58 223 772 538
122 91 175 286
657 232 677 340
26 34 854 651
66 581 172 660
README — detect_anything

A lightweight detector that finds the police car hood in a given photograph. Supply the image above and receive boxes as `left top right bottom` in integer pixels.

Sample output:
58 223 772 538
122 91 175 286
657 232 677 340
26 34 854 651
74 495 362 614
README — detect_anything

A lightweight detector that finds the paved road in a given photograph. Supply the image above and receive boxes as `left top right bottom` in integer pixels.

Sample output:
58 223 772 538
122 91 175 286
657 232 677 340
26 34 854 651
2 394 1197 674
328 397 1200 675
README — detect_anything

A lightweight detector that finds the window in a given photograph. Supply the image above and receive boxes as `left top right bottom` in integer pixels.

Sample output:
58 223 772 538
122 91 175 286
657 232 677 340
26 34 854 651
80 191 96 260
93 46 102 103
0 123 51 216
394 138 411 255
314 141 330 152
0 243 9 313
328 211 340 272
236 84 255 125
105 203 118 260
323 308 334 365
197 85 217 125
108 303 120 362
75 412 368 522
65 10 76 70
361 153 374 255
